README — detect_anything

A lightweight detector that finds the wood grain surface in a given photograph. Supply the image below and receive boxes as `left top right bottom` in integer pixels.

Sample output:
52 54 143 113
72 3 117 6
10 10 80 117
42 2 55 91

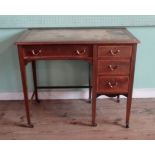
0 98 154 140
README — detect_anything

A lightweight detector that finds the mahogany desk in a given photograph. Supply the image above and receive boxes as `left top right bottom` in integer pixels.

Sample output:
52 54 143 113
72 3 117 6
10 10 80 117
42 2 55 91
16 28 139 128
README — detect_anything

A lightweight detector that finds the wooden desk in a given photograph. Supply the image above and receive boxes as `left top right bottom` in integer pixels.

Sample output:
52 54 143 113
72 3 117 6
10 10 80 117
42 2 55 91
16 28 139 128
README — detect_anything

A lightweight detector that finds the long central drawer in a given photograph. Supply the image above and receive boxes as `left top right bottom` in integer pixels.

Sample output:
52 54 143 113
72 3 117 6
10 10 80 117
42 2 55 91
22 45 93 59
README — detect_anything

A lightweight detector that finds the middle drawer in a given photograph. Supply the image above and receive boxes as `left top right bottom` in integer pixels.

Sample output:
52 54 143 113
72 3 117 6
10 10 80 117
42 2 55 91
23 45 92 59
98 60 130 75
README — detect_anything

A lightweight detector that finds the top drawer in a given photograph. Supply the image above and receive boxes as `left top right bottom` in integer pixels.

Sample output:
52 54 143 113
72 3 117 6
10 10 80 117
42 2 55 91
98 45 132 59
23 45 92 59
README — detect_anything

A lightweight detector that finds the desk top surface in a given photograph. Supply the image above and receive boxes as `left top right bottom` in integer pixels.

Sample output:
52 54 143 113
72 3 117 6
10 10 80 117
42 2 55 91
16 28 139 45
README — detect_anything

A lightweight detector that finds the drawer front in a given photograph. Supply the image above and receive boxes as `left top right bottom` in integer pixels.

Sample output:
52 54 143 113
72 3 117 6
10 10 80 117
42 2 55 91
98 60 130 75
98 45 132 59
23 45 92 59
97 76 129 93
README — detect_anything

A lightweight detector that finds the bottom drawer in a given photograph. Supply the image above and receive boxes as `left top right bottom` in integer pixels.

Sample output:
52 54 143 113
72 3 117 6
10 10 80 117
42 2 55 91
97 76 129 93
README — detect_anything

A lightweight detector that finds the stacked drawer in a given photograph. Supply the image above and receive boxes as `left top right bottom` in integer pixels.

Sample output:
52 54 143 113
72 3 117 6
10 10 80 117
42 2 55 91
97 45 132 93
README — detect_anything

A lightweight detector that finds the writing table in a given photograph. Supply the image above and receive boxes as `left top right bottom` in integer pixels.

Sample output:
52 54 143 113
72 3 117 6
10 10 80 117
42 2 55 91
16 28 139 128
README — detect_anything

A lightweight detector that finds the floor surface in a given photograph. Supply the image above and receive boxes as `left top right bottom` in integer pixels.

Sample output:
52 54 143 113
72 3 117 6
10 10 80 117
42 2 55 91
0 98 155 140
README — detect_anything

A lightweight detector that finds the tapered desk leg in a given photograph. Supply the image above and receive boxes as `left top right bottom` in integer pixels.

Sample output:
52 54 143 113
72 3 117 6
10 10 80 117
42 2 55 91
32 61 39 103
92 92 97 126
88 64 91 103
125 45 137 128
18 48 33 128
126 95 132 128
91 46 97 126
20 66 33 127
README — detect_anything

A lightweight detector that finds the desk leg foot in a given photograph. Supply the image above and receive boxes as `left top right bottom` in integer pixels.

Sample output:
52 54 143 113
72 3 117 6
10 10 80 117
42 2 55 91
26 123 34 128
91 122 97 127
36 99 40 104
20 123 34 128
126 124 129 128
88 100 91 104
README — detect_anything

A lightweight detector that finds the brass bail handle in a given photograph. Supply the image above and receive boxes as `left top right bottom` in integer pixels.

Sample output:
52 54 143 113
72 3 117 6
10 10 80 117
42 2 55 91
110 49 120 56
32 49 42 56
76 49 86 55
108 81 118 88
108 65 119 71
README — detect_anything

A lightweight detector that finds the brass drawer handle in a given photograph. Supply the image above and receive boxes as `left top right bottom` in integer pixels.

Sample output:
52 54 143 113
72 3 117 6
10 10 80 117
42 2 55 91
32 49 42 56
108 65 119 71
76 49 86 55
110 49 120 56
107 81 118 88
